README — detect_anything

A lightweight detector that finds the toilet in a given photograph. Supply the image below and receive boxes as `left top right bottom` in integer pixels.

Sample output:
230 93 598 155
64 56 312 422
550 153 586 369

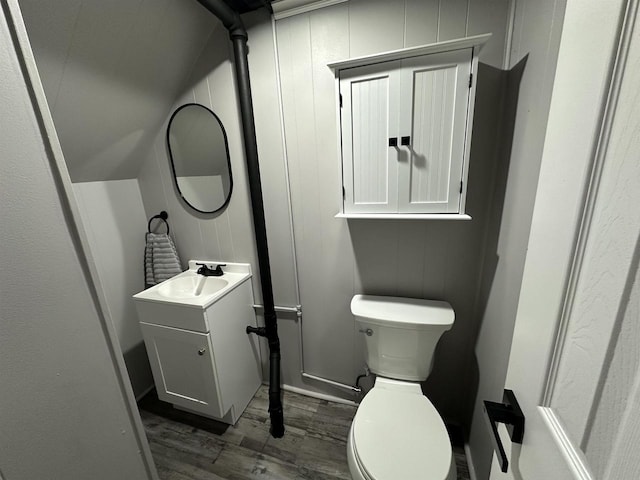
348 295 456 480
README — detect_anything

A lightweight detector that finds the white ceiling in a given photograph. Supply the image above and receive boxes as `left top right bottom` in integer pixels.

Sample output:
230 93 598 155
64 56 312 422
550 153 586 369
19 0 221 182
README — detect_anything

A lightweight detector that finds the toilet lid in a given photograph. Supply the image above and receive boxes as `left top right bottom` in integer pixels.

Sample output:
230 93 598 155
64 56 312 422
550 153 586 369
353 387 451 480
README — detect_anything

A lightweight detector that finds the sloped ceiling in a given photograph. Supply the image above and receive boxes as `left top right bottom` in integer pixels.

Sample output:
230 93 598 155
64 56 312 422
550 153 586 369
19 0 221 182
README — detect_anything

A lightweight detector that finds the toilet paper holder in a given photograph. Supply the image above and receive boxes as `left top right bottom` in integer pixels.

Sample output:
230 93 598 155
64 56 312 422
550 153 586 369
483 389 525 473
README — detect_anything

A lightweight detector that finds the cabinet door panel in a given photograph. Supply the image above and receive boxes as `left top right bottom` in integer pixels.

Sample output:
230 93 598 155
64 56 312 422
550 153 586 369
340 61 401 213
399 49 472 213
140 322 224 418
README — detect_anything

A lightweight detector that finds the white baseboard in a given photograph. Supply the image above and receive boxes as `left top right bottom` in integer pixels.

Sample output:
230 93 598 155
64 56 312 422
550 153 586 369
464 443 479 480
276 383 359 406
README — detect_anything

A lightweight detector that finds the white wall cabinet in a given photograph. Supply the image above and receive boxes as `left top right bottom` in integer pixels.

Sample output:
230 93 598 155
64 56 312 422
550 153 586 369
331 35 489 219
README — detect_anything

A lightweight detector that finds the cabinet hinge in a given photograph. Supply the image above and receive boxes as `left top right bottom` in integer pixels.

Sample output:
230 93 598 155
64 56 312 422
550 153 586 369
460 181 463 194
342 186 346 199
339 93 343 108
469 74 473 88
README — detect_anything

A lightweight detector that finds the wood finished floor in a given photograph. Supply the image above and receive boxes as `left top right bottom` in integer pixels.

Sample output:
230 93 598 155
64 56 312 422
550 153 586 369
139 386 471 480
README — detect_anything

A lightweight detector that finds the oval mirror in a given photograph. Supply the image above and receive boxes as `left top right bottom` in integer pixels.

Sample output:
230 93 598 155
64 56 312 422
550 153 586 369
167 103 232 213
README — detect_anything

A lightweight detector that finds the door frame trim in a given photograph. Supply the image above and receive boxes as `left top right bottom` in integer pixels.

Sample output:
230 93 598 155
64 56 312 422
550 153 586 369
543 0 639 409
539 407 593 480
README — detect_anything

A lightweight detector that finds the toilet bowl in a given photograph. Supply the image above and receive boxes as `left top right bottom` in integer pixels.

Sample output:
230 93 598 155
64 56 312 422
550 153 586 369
347 378 455 480
349 295 456 480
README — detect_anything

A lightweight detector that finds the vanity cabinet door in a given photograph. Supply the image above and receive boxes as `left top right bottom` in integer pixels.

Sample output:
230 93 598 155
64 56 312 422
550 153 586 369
338 48 474 216
398 49 472 213
140 322 224 418
340 60 402 213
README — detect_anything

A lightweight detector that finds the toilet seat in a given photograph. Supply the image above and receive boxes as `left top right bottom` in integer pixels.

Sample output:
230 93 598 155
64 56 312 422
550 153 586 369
351 381 452 480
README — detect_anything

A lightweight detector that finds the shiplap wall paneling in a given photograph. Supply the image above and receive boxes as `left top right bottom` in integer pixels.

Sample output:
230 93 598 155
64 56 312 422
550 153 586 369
136 0 511 409
182 34 237 266
242 13 304 385
73 180 154 398
138 23 259 280
277 7 358 386
274 0 510 412
438 0 470 41
308 5 363 385
467 0 512 67
137 10 307 387
151 128 210 265
191 38 259 283
405 0 439 47
348 0 405 57
243 12 304 386
244 12 299 308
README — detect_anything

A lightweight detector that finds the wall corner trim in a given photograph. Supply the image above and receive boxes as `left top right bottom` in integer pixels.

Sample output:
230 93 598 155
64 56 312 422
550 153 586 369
271 0 348 20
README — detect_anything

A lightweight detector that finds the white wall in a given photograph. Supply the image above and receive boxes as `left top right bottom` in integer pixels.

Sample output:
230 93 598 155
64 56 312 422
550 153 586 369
468 0 567 477
137 20 260 282
137 0 513 426
0 3 151 478
270 0 510 423
136 12 279 385
74 179 154 399
18 0 220 182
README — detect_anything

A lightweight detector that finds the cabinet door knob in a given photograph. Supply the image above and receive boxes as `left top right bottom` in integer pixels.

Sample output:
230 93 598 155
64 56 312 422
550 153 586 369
401 136 411 146
198 348 206 356
388 137 398 147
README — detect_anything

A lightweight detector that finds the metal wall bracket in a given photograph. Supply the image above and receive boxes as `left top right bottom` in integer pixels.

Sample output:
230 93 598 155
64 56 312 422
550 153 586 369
483 389 525 473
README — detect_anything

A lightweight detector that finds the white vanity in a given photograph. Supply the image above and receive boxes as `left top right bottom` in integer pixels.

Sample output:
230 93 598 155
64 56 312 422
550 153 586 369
133 261 261 424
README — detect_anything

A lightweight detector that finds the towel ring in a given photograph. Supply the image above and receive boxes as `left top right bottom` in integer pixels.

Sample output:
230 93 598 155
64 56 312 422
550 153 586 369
148 211 170 234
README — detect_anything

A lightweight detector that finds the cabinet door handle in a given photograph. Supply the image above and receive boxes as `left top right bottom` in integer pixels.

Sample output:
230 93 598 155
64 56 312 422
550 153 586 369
198 348 206 356
388 137 398 147
401 136 411 146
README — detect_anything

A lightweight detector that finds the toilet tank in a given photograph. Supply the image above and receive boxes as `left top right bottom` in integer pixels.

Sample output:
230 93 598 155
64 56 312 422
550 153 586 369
351 295 454 382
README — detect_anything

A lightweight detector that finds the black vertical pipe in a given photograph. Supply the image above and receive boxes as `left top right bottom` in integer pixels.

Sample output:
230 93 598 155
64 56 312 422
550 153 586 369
194 0 284 438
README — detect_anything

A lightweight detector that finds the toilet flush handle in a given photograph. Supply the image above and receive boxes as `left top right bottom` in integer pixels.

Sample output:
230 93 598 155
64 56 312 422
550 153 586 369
358 328 373 336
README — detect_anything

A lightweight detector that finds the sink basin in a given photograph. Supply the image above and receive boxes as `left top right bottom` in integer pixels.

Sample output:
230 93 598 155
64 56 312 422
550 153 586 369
133 260 251 308
134 259 260 425
158 275 228 299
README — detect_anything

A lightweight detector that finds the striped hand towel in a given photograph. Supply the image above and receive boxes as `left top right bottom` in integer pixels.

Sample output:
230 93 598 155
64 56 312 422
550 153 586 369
144 232 182 288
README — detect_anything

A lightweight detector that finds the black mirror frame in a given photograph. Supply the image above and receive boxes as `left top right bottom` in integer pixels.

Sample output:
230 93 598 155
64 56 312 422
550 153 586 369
166 103 233 214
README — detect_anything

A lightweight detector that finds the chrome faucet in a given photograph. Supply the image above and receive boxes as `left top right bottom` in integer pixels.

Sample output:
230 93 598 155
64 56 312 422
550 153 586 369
195 263 226 277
